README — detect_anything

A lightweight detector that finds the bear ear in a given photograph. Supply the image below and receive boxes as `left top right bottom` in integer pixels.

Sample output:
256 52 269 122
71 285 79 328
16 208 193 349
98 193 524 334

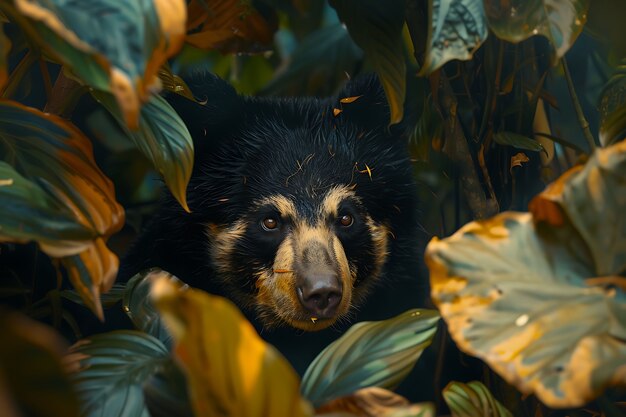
164 71 243 152
335 73 417 137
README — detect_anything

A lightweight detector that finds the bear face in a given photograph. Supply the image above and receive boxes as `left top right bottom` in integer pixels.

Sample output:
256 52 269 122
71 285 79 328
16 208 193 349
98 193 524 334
120 74 426 333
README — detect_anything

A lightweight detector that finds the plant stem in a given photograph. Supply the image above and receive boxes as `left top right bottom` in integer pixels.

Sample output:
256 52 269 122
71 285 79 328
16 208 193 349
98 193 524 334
561 57 597 152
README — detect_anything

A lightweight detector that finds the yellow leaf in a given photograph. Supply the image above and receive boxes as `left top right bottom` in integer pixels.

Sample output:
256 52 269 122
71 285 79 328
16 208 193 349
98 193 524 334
339 95 363 104
315 387 434 417
151 275 313 417
333 108 343 117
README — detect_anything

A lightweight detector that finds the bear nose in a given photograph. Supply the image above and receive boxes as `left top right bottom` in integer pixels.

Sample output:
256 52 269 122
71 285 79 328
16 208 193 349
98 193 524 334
297 273 342 319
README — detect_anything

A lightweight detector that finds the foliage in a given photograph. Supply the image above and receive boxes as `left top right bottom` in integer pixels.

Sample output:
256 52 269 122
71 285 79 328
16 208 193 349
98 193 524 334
0 0 625 416
426 140 626 407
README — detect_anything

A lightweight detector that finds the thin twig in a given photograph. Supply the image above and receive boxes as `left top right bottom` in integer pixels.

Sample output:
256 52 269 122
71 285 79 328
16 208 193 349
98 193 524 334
561 57 597 152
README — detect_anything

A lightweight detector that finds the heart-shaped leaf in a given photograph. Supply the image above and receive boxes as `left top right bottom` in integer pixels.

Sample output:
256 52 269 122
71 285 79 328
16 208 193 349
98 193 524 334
443 381 512 417
420 0 488 75
426 140 626 407
151 275 313 417
123 268 188 349
330 0 406 125
484 0 589 59
301 309 440 407
66 331 170 417
93 92 194 211
186 0 277 54
0 0 186 128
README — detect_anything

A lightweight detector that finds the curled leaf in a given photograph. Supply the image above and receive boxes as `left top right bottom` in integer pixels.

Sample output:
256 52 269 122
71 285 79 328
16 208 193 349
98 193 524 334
419 0 488 75
426 140 626 407
301 309 440 407
152 276 313 417
443 381 512 417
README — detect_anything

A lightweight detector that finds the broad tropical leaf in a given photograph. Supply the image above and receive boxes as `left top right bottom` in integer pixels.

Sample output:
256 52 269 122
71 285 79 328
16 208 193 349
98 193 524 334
330 0 406 124
186 0 276 53
0 161 93 254
316 387 435 417
263 24 363 96
426 140 626 407
123 268 188 349
66 331 170 417
420 0 488 75
0 0 186 128
152 275 313 417
0 312 79 417
484 0 589 59
94 92 194 211
493 131 545 153
301 309 440 407
443 381 512 417
0 100 124 250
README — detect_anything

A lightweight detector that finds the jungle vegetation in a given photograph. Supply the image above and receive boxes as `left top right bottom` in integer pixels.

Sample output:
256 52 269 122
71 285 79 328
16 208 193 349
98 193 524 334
0 0 625 416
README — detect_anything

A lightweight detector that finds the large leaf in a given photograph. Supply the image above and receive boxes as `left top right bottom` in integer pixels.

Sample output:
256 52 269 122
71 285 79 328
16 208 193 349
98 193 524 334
186 0 277 53
426 140 626 407
151 275 313 417
0 99 123 319
301 309 440 407
123 268 189 349
93 92 193 211
493 131 545 153
0 0 186 128
419 0 488 75
262 24 363 96
329 0 406 125
66 331 170 417
315 387 435 417
0 161 93 253
0 312 79 417
484 0 589 59
442 381 512 417
0 100 124 251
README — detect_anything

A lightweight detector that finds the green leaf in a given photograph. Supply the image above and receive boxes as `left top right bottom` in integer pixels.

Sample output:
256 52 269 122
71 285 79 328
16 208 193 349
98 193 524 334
93 92 194 212
0 161 93 252
301 309 440 407
263 24 363 96
124 268 188 349
419 0 488 75
0 312 80 417
0 99 124 255
0 0 186 128
67 330 170 417
443 381 512 417
484 0 589 59
329 0 406 125
426 140 626 408
599 61 626 147
493 131 545 153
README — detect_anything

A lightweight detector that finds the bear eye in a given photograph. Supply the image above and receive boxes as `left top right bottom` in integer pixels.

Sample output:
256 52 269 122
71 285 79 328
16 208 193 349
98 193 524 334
261 217 279 231
339 214 353 227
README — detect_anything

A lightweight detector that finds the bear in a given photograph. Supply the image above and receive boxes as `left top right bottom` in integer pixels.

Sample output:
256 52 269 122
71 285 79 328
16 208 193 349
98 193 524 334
119 73 430 375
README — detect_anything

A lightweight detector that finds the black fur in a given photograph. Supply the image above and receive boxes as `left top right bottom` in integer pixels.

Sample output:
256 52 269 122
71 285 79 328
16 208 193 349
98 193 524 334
119 73 430 374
